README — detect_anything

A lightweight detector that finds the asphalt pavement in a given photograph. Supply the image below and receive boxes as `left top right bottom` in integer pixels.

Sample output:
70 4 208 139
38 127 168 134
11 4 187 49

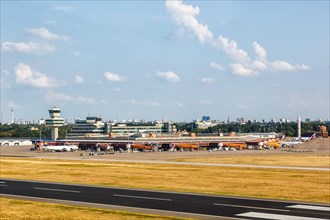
1 178 329 220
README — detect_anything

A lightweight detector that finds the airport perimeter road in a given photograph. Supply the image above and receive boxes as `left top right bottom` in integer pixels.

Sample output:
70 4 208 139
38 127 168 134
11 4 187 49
1 179 329 220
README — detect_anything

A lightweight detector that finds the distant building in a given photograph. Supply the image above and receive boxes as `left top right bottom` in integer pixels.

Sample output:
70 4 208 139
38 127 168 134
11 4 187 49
237 117 245 125
110 122 177 136
202 116 210 121
67 116 110 138
38 118 46 125
0 139 32 146
45 107 64 141
305 118 311 122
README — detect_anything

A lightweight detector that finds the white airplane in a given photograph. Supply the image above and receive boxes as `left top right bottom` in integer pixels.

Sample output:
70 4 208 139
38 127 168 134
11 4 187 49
299 132 316 142
280 141 302 148
43 145 78 152
280 133 316 148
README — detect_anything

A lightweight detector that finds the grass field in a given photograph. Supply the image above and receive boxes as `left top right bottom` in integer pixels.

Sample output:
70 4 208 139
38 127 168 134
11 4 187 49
171 155 330 167
1 157 329 204
0 197 191 220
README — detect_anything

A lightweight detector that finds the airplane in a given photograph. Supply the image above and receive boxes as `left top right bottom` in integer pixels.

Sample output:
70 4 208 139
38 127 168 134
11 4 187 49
299 132 316 142
43 145 79 152
280 132 316 148
280 141 302 148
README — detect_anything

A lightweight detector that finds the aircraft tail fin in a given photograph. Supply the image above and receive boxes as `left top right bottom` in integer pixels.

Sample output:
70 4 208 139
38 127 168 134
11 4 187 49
309 132 316 141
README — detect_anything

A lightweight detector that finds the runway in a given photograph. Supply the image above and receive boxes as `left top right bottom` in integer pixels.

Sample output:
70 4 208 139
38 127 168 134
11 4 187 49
1 178 329 219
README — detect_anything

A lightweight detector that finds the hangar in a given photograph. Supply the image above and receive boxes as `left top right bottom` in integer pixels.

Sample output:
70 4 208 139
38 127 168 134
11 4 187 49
0 139 32 146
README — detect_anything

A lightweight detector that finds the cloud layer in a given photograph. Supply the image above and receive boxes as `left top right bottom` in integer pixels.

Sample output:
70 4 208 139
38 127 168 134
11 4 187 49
201 77 215 83
166 0 310 76
209 62 224 71
15 63 63 88
155 71 180 82
74 75 84 84
25 27 70 42
46 91 96 105
104 72 126 82
46 91 72 102
2 42 55 54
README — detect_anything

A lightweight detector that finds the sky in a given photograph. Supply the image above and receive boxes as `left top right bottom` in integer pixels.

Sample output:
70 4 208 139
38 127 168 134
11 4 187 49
1 0 329 123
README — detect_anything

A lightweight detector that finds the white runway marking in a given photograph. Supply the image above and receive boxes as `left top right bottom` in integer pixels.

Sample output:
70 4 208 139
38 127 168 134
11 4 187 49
214 203 289 212
113 194 172 201
0 184 7 187
0 182 6 184
286 205 330 212
34 187 80 193
236 211 328 220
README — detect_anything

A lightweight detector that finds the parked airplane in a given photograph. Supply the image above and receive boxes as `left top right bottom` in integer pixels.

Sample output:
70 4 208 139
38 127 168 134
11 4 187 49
43 145 78 152
280 141 302 148
280 133 316 148
299 132 316 142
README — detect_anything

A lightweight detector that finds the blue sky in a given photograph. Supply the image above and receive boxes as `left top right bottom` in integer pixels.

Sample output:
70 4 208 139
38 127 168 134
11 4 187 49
1 0 329 123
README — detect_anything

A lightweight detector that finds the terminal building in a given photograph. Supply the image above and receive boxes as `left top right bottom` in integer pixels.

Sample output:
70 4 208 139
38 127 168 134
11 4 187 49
67 116 177 138
67 116 111 138
110 122 177 137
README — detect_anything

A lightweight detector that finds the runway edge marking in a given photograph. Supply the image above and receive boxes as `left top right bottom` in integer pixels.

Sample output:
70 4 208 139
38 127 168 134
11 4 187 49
236 211 328 220
113 194 172 201
286 205 330 212
0 194 242 220
34 187 80 193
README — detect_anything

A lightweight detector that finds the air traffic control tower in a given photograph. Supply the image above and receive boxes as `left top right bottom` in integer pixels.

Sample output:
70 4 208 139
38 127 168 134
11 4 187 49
45 107 64 141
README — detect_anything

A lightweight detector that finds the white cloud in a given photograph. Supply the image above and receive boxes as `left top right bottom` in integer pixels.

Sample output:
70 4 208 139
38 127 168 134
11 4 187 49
114 88 122 93
76 96 96 105
15 63 63 88
296 64 311 70
45 92 97 105
216 35 250 64
201 77 215 83
199 100 214 105
230 63 257 77
74 75 84 84
1 70 11 89
104 72 126 82
25 27 70 42
166 0 310 76
269 60 295 72
209 61 224 71
2 41 55 55
46 91 72 102
155 71 180 82
166 0 213 44
253 41 267 61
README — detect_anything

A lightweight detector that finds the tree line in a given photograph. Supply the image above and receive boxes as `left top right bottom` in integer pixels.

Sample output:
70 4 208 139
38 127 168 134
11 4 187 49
0 124 72 139
0 121 328 138
175 121 329 137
